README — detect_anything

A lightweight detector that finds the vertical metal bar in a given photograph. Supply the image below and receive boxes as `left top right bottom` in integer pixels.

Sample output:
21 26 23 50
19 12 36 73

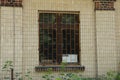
94 8 98 78
11 68 14 80
13 0 15 75
12 1 15 79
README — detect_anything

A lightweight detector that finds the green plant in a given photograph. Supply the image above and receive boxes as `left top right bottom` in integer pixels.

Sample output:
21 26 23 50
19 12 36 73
60 62 67 72
115 72 120 80
42 62 120 80
2 61 13 71
15 72 23 80
42 62 83 80
2 60 13 80
56 73 81 80
2 60 33 80
24 70 33 80
16 69 33 80
42 68 54 80
106 71 117 80
98 71 120 80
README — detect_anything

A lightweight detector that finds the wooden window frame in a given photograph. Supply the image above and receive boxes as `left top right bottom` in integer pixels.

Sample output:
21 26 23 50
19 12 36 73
38 11 80 66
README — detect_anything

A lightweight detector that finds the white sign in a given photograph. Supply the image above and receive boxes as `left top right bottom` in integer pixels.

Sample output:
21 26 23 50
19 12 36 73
62 54 77 63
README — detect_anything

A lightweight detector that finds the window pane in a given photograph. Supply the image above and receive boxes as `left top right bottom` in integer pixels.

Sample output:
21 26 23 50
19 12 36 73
67 45 70 54
39 29 57 64
62 29 79 63
71 30 74 38
63 30 66 38
53 30 56 38
63 39 66 48
63 50 66 54
39 13 56 24
71 41 74 49
61 14 78 24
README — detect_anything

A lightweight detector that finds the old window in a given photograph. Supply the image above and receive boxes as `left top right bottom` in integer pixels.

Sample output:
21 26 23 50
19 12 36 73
39 12 80 65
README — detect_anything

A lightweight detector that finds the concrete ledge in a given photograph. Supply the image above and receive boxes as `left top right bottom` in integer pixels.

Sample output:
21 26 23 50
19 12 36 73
35 65 85 72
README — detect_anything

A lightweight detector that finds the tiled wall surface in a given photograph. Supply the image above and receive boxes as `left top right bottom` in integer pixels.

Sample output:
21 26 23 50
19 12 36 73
0 0 120 79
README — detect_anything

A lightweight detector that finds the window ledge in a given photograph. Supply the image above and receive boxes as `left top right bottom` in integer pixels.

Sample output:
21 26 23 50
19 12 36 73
35 65 85 72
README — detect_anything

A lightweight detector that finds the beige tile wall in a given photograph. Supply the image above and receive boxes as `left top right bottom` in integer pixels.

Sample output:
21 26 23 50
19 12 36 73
0 7 22 76
115 0 120 71
0 0 119 79
96 11 117 75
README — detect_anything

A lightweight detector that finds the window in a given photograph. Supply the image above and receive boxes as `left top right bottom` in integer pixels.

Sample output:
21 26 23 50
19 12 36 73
39 12 80 65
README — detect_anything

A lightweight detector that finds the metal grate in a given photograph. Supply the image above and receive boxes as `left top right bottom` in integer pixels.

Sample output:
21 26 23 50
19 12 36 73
94 0 116 10
0 0 22 7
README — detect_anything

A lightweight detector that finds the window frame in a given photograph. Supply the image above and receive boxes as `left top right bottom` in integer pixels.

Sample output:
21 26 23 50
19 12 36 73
38 11 80 66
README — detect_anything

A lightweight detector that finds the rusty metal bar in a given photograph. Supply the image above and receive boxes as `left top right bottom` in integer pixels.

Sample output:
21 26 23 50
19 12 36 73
11 68 14 80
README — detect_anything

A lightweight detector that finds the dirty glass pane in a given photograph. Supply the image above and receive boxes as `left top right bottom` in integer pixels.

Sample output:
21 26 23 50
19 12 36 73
62 29 79 55
39 13 56 23
61 14 77 24
39 29 57 63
